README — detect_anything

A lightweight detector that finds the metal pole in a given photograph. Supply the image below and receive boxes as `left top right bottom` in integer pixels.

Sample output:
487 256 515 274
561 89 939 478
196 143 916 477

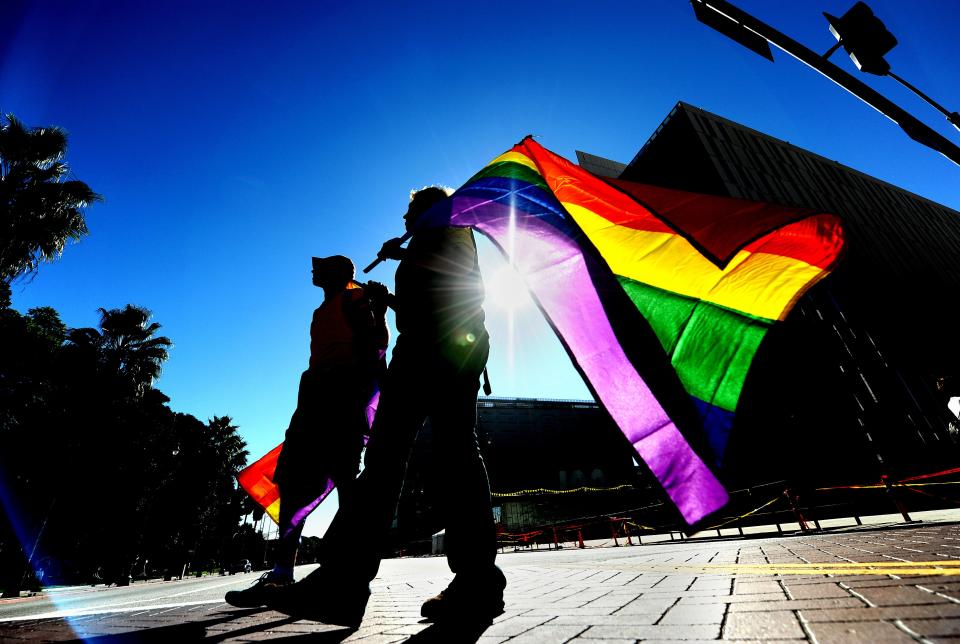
887 71 960 131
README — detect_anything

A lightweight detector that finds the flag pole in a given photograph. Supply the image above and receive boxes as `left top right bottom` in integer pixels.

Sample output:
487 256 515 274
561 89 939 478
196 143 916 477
363 232 411 274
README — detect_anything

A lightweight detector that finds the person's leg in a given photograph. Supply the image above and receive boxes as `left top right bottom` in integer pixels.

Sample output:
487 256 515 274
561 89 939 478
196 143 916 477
267 346 428 625
430 376 499 577
226 372 323 608
421 344 505 621
319 349 427 583
273 370 327 572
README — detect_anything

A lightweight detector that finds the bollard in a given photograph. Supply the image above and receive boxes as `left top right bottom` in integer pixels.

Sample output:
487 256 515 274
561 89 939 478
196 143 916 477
881 475 913 523
577 529 585 549
784 488 809 532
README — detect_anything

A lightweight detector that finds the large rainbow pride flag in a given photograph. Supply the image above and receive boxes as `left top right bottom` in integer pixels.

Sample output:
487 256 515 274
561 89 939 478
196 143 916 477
413 137 845 525
239 137 844 528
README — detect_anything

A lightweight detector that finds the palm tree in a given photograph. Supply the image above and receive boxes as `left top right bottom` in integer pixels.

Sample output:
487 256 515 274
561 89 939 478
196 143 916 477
207 416 249 474
67 305 172 395
0 113 101 281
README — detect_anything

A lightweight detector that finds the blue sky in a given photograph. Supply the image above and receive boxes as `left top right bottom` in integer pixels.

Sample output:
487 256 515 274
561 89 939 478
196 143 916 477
4 0 959 535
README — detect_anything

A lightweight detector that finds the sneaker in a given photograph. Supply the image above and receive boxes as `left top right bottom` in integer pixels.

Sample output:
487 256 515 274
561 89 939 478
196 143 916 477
420 570 506 622
225 572 293 608
264 568 370 628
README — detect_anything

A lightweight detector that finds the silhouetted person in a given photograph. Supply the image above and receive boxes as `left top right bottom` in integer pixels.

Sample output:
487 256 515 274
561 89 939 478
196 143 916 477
267 187 503 627
226 255 388 608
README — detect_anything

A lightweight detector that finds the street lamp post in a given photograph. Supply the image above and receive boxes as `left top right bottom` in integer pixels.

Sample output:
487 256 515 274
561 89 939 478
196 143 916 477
690 0 960 166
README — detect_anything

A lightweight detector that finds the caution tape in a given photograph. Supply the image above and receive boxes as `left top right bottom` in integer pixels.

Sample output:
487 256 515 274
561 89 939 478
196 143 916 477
625 521 657 532
901 466 960 482
704 494 783 531
817 481 960 491
492 483 636 498
903 484 960 506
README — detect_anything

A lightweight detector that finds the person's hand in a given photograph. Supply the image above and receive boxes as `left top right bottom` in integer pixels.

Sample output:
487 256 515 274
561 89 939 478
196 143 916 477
378 237 406 261
365 280 390 302
365 280 393 313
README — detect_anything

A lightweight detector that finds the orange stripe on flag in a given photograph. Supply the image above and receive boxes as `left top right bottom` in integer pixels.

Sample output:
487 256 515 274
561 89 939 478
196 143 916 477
237 442 284 523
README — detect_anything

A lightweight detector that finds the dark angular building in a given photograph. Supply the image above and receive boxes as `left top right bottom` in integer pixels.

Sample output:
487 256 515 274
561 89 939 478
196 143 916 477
581 102 960 489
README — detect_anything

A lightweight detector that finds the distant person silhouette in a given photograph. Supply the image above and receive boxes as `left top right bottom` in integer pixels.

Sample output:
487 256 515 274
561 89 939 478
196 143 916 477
226 255 388 608
267 187 504 627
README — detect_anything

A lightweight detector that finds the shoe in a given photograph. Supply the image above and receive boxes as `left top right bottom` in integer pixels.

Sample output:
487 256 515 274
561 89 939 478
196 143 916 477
225 572 293 608
421 570 506 623
264 568 370 628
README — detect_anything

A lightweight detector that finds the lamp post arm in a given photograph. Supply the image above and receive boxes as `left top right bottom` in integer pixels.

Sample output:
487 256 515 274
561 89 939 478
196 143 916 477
887 71 960 132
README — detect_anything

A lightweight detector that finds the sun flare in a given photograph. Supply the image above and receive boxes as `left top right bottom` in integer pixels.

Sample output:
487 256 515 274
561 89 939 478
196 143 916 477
485 262 534 313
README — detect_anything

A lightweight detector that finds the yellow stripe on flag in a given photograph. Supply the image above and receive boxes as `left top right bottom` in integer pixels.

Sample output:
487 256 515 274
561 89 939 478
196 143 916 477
487 150 539 173
564 203 829 321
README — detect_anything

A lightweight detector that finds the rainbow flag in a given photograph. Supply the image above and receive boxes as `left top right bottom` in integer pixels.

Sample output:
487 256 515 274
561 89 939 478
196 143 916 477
237 443 287 524
238 393 379 532
416 137 844 525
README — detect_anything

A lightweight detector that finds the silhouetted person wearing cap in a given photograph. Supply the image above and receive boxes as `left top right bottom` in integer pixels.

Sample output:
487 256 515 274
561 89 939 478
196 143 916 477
267 187 503 627
226 255 388 608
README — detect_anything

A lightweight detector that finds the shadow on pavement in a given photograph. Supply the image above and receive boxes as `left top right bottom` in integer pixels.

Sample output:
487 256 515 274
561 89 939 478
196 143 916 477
67 607 354 643
403 618 493 643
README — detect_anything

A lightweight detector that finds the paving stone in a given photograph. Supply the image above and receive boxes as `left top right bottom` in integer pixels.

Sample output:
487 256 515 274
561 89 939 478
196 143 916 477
582 596 636 609
729 598 865 612
901 618 960 637
723 610 805 639
855 585 953 606
615 597 677 614
506 624 589 642
735 580 784 595
524 606 619 616
680 592 786 605
689 577 732 592
659 603 725 625
549 614 661 626
481 615 554 637
801 603 960 622
806 620 915 642
784 582 853 599
579 624 721 639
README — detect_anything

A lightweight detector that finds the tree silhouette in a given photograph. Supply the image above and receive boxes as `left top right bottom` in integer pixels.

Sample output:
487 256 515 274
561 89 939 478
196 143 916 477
0 114 101 282
67 305 172 396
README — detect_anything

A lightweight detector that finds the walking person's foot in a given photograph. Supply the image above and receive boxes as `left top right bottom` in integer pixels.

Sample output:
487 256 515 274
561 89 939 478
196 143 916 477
224 572 294 608
263 568 370 628
421 568 506 623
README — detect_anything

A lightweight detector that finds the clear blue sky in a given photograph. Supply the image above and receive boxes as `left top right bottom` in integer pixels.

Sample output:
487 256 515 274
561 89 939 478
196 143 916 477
4 0 959 535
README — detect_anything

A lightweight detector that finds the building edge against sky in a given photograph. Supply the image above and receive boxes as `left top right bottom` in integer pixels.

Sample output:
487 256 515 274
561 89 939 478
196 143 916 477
382 101 960 551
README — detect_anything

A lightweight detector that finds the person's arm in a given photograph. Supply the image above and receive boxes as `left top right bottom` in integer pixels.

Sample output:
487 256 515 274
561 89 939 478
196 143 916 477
378 237 407 262
362 282 392 353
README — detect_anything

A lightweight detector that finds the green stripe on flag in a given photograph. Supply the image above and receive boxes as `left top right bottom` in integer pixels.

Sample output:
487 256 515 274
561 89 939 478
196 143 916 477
616 276 772 412
467 161 550 192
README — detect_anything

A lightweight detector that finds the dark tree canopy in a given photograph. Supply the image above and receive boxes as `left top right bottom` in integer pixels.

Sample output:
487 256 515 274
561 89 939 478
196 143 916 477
0 300 253 594
0 113 101 282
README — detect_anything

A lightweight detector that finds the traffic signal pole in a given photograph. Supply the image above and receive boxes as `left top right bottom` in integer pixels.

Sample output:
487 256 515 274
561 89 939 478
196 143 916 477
690 0 960 167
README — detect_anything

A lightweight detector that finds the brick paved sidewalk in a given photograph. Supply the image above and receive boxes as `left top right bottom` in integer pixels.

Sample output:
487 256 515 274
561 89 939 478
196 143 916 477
4 522 960 642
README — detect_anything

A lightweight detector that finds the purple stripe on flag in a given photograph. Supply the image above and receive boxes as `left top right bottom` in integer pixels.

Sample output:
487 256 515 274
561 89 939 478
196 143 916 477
286 479 336 537
282 387 380 537
447 193 728 524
